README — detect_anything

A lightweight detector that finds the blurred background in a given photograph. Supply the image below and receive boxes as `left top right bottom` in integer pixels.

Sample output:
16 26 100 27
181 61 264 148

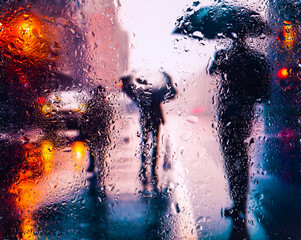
0 0 300 239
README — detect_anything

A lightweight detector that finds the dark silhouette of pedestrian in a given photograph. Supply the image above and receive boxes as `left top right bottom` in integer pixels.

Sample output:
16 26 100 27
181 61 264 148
209 37 270 225
78 86 112 238
79 86 113 176
121 71 177 193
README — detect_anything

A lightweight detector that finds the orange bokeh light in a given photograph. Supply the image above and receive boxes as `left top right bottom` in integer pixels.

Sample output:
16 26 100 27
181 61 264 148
41 140 54 173
278 22 295 49
0 12 56 64
21 218 35 240
8 141 49 240
72 141 87 170
278 68 289 79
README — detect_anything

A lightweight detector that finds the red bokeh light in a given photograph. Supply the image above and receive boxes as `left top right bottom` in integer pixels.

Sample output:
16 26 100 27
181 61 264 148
36 97 46 105
278 68 289 79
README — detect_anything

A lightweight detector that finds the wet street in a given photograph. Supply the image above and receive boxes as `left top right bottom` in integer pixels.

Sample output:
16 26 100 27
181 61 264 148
6 109 280 240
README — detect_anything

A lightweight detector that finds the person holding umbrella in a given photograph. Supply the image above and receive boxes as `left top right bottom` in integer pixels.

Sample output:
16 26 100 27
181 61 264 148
209 35 270 221
174 2 271 233
121 71 177 194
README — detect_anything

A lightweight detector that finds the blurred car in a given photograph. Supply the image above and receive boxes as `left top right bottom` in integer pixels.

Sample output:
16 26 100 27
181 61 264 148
33 72 91 139
38 89 89 130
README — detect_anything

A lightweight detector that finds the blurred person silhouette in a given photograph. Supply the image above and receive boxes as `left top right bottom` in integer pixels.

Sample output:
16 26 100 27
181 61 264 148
79 85 113 182
121 71 177 194
209 35 270 228
77 85 112 239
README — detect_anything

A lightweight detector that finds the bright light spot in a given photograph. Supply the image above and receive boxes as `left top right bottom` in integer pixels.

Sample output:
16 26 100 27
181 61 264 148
19 21 31 32
17 17 43 54
78 103 87 113
41 104 52 115
283 21 292 25
0 12 55 63
278 68 289 79
72 141 86 170
21 218 35 240
281 23 294 49
36 97 46 105
41 140 54 173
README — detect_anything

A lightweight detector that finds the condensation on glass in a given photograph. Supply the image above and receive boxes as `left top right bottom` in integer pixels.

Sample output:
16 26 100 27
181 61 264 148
0 0 300 239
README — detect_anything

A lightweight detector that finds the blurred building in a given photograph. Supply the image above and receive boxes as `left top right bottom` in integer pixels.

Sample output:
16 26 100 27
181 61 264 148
28 0 129 87
70 0 129 88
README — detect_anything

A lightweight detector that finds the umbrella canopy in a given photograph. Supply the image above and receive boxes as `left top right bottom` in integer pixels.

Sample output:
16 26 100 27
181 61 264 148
173 3 271 40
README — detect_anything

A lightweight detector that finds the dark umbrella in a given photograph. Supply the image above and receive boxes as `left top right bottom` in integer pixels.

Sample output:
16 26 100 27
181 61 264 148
173 2 271 40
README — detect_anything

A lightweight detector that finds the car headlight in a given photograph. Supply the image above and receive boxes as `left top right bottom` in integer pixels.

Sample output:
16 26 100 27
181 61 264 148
41 104 53 116
77 103 87 113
